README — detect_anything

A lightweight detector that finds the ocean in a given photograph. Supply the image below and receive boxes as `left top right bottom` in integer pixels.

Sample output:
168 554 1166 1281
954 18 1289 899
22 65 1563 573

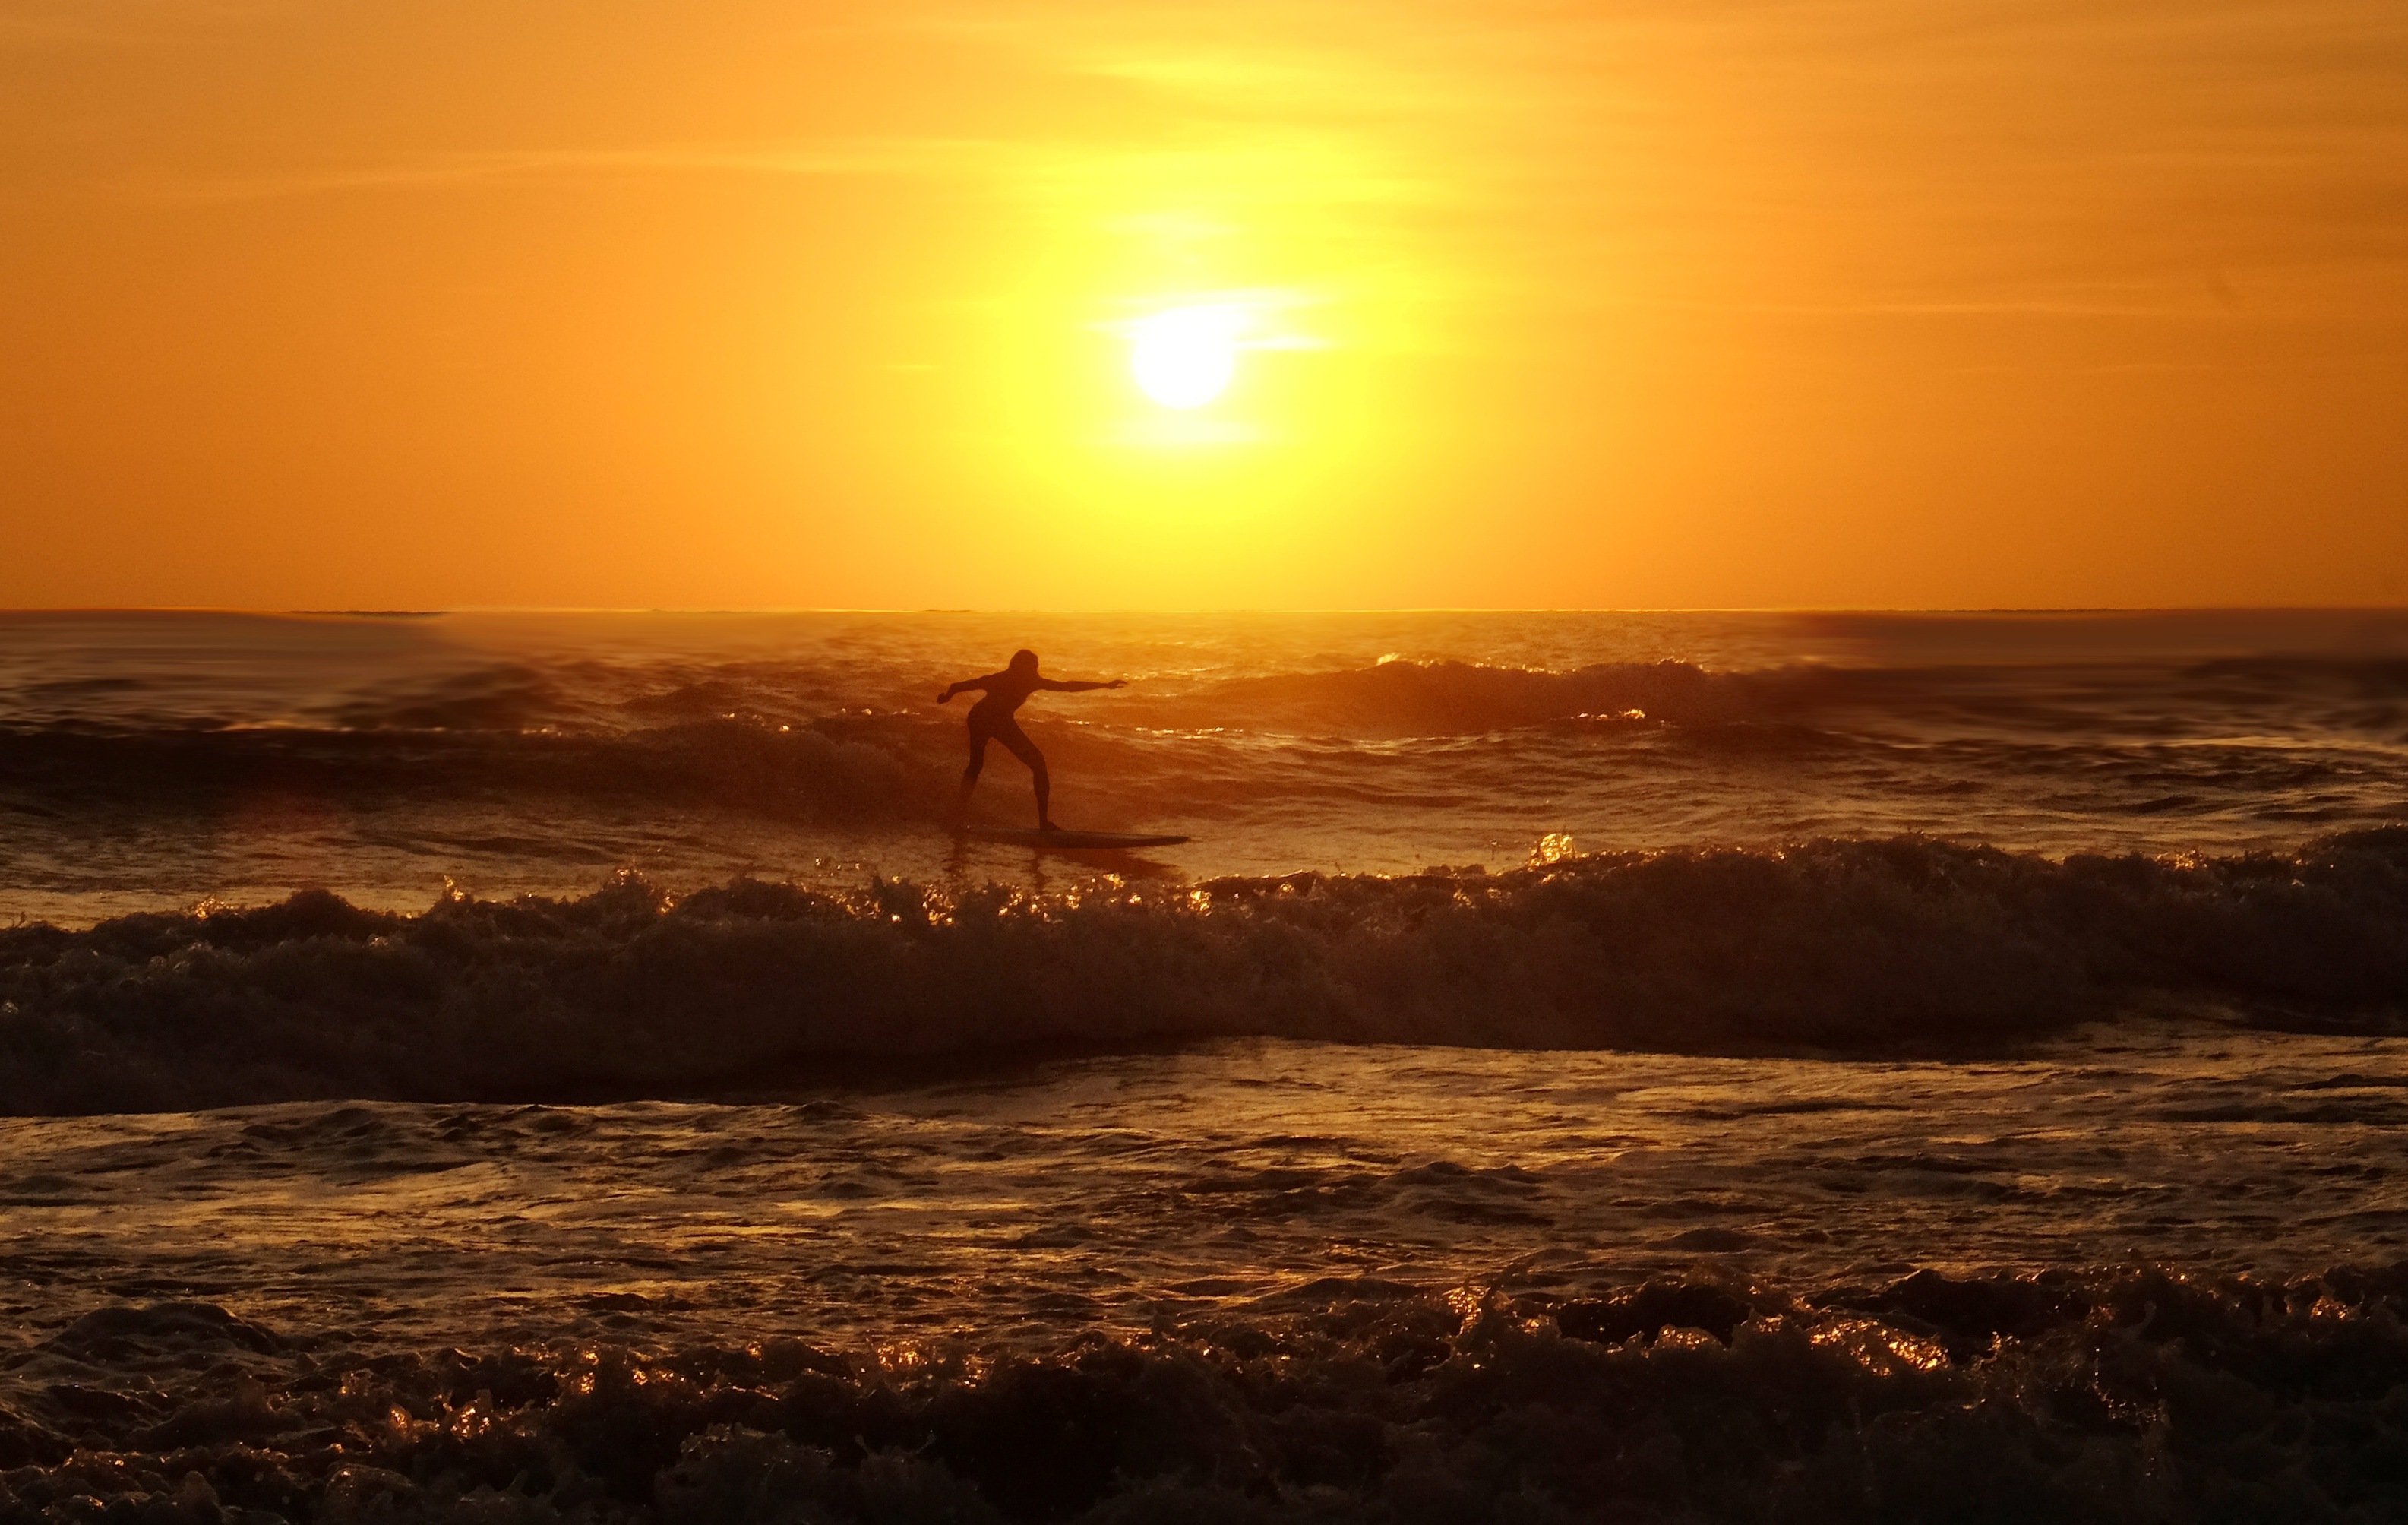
2 609 2406 1520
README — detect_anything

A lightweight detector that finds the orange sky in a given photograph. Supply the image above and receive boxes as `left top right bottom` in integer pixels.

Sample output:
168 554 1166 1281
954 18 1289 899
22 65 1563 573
3 0 2403 610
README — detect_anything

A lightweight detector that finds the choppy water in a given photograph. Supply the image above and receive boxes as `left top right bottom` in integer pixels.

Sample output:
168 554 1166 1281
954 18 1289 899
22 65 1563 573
6 608 2408 922
9 1030 2403 1350
3 609 2406 1520
2 1030 2406 1520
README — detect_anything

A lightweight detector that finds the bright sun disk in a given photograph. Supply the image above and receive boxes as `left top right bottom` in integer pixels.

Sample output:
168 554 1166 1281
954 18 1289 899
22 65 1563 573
1128 305 1239 409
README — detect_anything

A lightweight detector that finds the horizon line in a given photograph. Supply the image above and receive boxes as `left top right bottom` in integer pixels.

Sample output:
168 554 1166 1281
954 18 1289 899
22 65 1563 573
6 603 2408 619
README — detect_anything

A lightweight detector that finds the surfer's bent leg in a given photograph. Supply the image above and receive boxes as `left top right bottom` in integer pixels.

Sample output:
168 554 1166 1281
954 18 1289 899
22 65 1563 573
958 719 991 815
995 719 1051 827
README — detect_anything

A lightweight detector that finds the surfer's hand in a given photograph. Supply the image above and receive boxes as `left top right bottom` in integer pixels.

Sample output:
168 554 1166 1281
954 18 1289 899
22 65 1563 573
1108 679 1127 689
937 686 954 704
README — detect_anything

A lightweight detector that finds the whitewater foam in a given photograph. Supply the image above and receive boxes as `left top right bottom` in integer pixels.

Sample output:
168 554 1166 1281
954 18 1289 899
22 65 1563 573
3 831 2402 1114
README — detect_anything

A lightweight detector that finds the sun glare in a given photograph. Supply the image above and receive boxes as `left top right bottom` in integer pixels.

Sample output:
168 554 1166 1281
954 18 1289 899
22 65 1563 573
1128 305 1240 409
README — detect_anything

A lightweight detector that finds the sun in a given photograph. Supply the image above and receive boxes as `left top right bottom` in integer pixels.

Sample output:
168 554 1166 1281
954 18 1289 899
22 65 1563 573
1127 305 1240 409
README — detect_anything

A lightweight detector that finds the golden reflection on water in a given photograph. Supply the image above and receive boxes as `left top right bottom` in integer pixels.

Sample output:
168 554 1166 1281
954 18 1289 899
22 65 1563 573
0 1026 2401 1360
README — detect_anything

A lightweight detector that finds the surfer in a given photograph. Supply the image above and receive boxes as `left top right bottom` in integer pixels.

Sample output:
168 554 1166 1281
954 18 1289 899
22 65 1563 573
939 650 1126 831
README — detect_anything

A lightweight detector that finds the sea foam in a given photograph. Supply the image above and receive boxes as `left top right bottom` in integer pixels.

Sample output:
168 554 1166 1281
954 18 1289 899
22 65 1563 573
2 831 2403 1115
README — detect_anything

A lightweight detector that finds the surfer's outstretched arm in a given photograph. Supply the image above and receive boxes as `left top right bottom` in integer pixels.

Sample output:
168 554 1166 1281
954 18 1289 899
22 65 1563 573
938 672 1007 703
1038 678 1128 693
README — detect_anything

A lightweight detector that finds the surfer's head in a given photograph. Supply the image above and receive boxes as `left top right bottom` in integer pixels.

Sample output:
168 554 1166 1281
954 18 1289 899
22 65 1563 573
1009 648 1038 674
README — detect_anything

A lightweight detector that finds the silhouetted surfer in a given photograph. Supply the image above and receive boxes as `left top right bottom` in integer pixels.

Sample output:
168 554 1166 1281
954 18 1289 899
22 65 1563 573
939 650 1125 831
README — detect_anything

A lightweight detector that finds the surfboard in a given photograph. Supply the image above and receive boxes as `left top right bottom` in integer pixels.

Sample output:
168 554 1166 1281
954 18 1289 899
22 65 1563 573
959 827 1192 850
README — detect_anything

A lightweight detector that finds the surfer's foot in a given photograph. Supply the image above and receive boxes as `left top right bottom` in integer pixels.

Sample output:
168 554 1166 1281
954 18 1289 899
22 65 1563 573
1038 819 1060 834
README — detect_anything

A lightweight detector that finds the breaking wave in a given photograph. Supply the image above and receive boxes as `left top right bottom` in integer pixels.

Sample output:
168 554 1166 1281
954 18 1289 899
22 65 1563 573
3 830 2404 1115
3 1262 2403 1521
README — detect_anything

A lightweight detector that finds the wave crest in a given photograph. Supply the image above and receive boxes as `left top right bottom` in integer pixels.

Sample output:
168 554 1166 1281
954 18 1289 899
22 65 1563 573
1157 653 2408 739
1160 660 1737 735
3 830 2404 1115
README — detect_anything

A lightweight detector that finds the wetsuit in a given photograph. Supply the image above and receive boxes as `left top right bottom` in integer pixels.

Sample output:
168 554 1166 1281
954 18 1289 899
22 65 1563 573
943 661 1120 828
962 669 1049 783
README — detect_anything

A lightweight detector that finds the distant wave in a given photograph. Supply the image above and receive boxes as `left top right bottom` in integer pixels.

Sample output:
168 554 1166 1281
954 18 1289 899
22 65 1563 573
11 651 2402 840
0 716 946 823
0 663 1735 835
1148 660 1750 735
1153 654 2408 739
0 661 1812 830
13 657 1747 745
3 830 2403 1115
16 648 2406 751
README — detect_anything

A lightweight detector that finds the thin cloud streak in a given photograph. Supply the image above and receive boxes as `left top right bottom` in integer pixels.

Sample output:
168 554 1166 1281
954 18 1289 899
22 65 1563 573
137 140 1015 204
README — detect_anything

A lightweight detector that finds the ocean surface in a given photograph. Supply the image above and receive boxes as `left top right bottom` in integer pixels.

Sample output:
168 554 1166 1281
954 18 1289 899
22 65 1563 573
3 609 2406 1520
8 606 2408 922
